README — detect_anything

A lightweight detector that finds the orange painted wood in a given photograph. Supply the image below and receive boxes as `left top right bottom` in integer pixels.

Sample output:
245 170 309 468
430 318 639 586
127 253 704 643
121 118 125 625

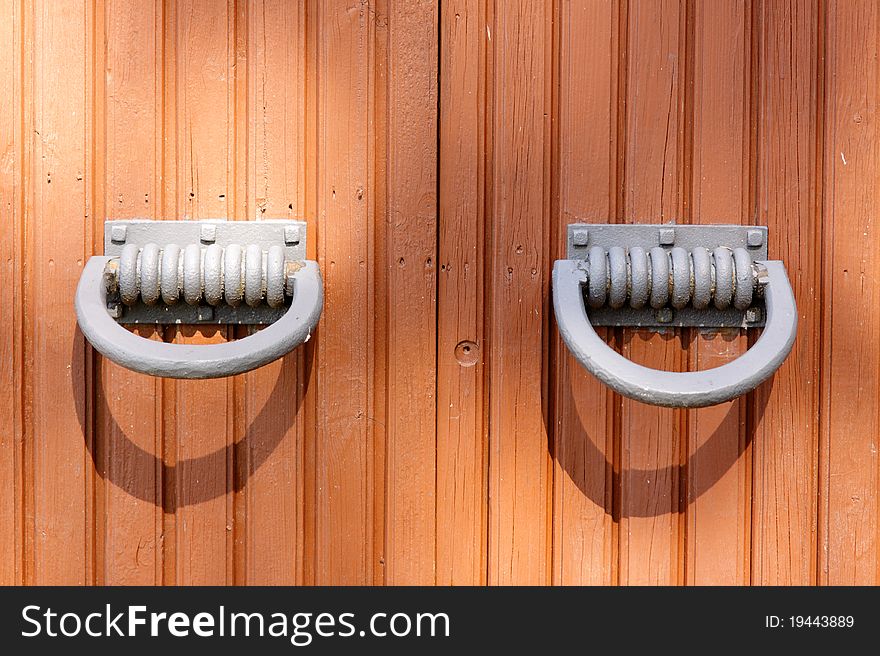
550 0 616 586
164 0 237 585
436 0 488 586
27 0 95 584
0 0 23 587
751 0 821 585
97 0 163 586
487 0 552 585
820 0 880 585
5 0 880 587
312 0 377 585
685 0 751 585
235 0 308 586
618 0 686 586
382 0 438 585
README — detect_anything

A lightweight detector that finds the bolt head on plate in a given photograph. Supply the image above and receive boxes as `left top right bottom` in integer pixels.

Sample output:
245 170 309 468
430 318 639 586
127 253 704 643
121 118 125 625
747 229 764 247
110 225 127 243
655 308 673 323
200 224 217 243
571 228 589 247
745 307 762 323
658 228 676 245
284 225 302 245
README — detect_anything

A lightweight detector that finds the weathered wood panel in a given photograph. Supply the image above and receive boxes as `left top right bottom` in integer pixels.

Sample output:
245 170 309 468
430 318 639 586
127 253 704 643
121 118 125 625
486 0 552 585
752 0 821 586
437 0 488 586
1 0 879 586
27 0 95 585
686 0 751 586
0 0 24 588
618 0 686 585
311 0 379 585
551 0 617 586
236 0 307 585
98 0 162 585
382 0 439 585
821 0 880 585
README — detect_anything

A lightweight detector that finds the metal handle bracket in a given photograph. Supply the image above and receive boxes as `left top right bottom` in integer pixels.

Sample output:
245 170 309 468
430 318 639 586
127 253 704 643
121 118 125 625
552 224 798 407
75 219 323 379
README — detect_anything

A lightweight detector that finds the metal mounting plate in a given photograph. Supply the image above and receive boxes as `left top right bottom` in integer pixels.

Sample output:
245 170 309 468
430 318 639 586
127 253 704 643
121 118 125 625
565 223 768 329
103 219 306 325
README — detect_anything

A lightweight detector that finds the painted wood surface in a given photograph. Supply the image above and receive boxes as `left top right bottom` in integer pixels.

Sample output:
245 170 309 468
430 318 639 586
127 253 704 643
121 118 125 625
0 0 876 585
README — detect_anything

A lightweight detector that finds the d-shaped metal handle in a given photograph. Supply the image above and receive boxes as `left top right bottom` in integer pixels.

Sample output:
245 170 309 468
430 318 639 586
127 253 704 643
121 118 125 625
552 259 797 408
76 256 323 379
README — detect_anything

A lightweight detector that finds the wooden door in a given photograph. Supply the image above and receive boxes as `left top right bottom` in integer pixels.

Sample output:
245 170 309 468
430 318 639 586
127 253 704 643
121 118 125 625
1 0 877 585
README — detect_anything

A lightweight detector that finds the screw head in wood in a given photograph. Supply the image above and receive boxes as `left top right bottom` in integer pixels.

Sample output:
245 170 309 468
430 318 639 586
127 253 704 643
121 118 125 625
454 340 479 367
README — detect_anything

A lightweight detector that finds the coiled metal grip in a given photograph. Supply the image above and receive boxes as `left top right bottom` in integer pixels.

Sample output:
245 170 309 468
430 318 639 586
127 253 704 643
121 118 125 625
553 224 798 408
115 242 292 309
582 245 758 312
75 219 323 379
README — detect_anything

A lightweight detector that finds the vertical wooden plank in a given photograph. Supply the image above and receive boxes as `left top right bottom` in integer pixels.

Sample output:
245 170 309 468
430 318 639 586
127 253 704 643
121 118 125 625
820 0 880 585
97 0 163 586
301 0 319 587
551 0 616 586
159 0 179 587
685 0 751 585
618 0 685 586
237 0 307 586
26 0 94 584
751 0 821 585
0 0 24 586
312 0 377 584
437 0 487 586
372 0 388 587
163 0 236 585
487 0 552 585
383 0 438 585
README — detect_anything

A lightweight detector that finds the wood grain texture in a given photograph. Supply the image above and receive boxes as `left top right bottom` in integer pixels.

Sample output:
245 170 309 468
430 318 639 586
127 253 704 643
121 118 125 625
820 0 880 585
487 0 553 585
437 0 488 586
28 0 95 584
551 0 616 586
236 0 307 587
0 0 24 587
311 0 378 585
6 0 880 587
382 0 438 585
618 0 686 586
164 0 236 585
97 0 163 586
686 0 751 586
752 0 821 585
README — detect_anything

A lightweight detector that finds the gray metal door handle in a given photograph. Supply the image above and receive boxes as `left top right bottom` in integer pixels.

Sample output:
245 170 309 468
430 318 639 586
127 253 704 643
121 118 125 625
552 225 798 408
74 219 323 379
76 257 322 379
